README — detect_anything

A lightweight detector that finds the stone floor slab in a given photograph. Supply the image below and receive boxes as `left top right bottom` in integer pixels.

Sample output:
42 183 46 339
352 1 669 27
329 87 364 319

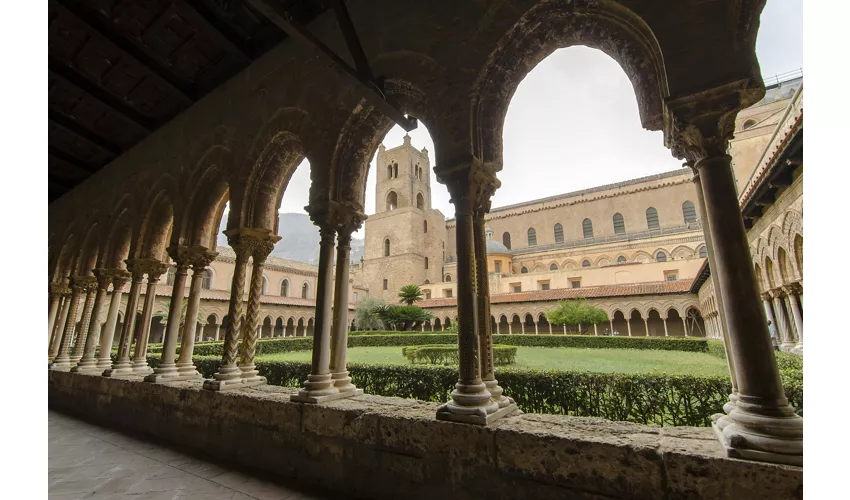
48 410 349 499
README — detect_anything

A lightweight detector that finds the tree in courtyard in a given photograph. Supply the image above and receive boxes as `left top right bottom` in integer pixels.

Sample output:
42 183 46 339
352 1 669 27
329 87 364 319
375 304 434 331
152 300 206 327
546 299 608 334
398 284 424 305
354 296 387 331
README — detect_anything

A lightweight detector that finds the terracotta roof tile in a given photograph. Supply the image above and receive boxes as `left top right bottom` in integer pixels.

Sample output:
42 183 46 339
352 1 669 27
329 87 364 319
420 279 695 309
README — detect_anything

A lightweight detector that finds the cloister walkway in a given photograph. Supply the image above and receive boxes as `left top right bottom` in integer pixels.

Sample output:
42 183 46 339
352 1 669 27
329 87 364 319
48 411 348 500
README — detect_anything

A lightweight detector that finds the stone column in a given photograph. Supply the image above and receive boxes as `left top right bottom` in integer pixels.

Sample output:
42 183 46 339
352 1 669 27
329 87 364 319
593 323 598 336
104 261 145 376
145 247 190 381
770 290 793 349
237 237 277 386
132 261 167 374
626 320 632 337
172 247 219 380
682 317 688 337
608 319 613 336
95 271 130 371
663 319 669 337
434 161 500 424
47 283 63 346
51 276 96 370
48 285 71 361
214 324 221 340
472 204 515 414
786 283 803 346
643 319 649 337
676 97 801 464
293 222 340 403
72 270 113 372
205 229 256 391
329 214 365 398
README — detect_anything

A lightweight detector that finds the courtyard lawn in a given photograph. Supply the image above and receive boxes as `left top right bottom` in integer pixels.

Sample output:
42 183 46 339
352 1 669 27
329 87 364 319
257 346 729 377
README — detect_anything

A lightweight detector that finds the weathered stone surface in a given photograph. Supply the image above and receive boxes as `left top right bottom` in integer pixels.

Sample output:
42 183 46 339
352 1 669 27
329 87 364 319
48 372 801 500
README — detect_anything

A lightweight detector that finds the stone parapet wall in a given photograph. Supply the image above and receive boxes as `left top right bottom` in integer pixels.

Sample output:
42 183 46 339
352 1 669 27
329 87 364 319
48 372 802 500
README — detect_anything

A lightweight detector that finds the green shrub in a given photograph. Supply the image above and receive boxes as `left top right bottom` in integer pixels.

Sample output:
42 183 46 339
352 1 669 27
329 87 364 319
494 334 711 352
705 340 727 360
776 351 803 412
402 344 517 366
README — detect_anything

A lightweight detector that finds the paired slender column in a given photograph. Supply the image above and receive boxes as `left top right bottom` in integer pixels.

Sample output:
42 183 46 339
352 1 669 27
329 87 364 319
329 217 364 398
95 271 130 370
435 163 503 424
72 270 112 372
174 249 218 379
131 262 166 374
70 271 108 363
472 207 514 412
681 106 802 464
238 239 275 383
785 283 803 346
51 276 96 370
104 261 146 376
145 247 190 381
292 226 340 402
47 283 63 347
48 285 71 361
770 291 793 348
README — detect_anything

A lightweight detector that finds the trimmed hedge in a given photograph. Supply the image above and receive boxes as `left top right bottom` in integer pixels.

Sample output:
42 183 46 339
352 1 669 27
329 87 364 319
402 344 517 366
494 334 711 352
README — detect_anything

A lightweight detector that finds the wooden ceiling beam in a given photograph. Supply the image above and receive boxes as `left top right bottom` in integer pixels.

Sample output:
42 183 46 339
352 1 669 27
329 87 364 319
49 111 122 156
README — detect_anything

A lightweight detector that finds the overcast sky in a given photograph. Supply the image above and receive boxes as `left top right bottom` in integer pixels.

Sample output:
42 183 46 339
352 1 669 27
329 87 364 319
276 0 803 239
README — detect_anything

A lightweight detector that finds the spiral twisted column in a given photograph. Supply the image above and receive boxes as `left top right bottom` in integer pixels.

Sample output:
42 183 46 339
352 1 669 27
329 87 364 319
131 260 167 374
205 228 262 391
434 160 502 424
72 269 113 372
48 284 71 361
145 246 191 382
173 247 218 380
51 276 96 370
95 271 131 371
104 260 146 377
238 237 277 385
669 86 801 465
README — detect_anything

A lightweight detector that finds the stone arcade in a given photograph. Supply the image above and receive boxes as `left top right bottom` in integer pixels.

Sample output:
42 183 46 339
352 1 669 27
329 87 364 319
48 0 802 497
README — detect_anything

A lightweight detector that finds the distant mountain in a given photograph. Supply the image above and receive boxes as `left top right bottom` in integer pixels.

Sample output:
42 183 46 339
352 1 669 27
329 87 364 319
216 212 364 266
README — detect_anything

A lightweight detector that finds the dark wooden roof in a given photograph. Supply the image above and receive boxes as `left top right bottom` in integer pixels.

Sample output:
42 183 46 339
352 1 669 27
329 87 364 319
48 0 328 202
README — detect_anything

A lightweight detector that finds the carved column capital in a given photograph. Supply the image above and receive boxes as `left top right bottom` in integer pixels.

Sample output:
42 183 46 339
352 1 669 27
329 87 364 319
70 275 98 293
224 227 278 261
110 269 132 290
93 268 113 290
127 258 167 282
50 281 71 297
760 292 772 302
187 246 218 271
781 283 800 297
664 80 753 164
435 157 500 213
306 199 367 235
166 245 193 271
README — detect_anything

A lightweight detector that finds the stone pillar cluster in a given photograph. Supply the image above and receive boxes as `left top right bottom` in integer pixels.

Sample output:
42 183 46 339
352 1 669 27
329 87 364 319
762 284 803 352
668 83 802 466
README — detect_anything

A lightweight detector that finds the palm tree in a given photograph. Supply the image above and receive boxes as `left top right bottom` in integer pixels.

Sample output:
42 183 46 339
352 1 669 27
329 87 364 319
398 284 424 305
153 300 206 326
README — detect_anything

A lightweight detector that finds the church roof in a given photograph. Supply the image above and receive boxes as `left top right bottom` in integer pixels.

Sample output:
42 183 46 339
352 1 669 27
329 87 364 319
486 238 510 254
419 279 694 308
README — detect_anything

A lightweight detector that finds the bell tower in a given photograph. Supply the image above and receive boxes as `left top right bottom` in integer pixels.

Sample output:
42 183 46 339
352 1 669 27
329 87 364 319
374 133 431 214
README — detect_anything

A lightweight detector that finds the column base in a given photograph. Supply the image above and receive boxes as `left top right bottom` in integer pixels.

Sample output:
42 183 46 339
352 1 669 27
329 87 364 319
291 387 362 404
435 381 504 425
70 360 101 374
145 370 202 384
437 399 518 425
131 362 154 376
203 375 267 392
710 400 803 467
95 359 113 372
102 360 135 377
291 373 339 402
49 360 74 371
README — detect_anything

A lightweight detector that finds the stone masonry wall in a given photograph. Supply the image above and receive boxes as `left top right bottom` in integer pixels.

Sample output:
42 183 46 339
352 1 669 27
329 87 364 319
48 372 802 500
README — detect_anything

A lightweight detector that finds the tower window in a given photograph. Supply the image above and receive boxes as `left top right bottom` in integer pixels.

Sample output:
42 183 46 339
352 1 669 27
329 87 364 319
416 193 425 210
387 164 393 179
646 207 660 230
445 274 452 282
383 279 388 290
424 220 428 233
582 218 594 239
682 201 697 223
386 191 398 211
613 213 625 234
425 257 429 270
527 228 537 246
554 223 564 243
394 163 398 178
502 232 511 249
384 238 391 257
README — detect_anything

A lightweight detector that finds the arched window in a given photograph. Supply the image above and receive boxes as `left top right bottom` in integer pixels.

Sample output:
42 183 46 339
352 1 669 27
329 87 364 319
553 223 564 243
301 282 310 299
424 279 430 284
682 201 697 223
742 119 757 130
520 266 528 274
384 238 391 257
166 267 176 286
261 275 268 295
656 251 667 262
549 263 558 271
699 246 708 258
201 270 212 290
617 256 627 264
423 220 428 233
280 279 289 297
581 259 591 268
425 257 429 270
613 213 625 234
387 164 393 179
646 207 660 230
445 274 452 282
502 232 511 249
416 193 425 209
386 191 398 211
393 163 398 178
582 218 594 239
527 228 537 246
